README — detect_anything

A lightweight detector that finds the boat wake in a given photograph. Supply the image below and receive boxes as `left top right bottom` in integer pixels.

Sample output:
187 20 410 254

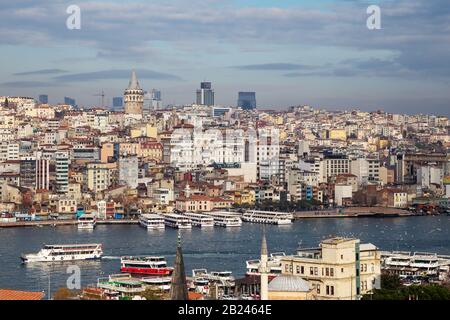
101 256 121 260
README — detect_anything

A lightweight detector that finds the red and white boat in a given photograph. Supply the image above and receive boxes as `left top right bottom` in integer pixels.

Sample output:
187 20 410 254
120 256 173 276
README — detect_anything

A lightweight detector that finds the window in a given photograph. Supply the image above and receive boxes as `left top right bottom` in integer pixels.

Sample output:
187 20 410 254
330 286 334 296
325 268 329 276
314 267 318 276
296 266 300 274
310 267 314 275
301 266 304 274
326 286 329 295
317 284 320 294
330 268 334 277
341 254 344 260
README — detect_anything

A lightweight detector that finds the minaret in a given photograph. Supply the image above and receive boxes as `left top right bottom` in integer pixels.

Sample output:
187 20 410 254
259 228 269 300
124 70 144 115
170 231 189 300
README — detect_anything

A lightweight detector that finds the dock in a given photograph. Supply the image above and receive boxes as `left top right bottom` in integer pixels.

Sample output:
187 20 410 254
294 207 415 219
0 219 139 228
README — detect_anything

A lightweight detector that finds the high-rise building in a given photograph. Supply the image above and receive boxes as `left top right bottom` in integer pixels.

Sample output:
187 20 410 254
36 158 50 190
112 97 123 110
124 70 144 115
238 92 256 110
20 157 37 189
150 89 162 110
196 82 214 106
64 97 76 107
55 151 69 193
38 95 48 104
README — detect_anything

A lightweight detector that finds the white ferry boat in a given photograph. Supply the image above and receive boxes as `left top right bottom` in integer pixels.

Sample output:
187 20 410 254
139 214 165 230
97 274 145 298
140 277 172 291
181 212 214 228
204 212 242 227
78 213 97 230
193 268 235 283
162 213 192 229
245 252 286 277
381 251 450 279
21 244 103 263
242 210 293 225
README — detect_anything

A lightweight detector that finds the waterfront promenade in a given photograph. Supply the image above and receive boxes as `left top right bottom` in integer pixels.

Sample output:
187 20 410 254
0 219 139 228
294 207 415 219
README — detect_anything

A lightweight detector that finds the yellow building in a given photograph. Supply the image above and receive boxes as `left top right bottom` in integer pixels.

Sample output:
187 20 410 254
328 129 347 141
280 237 381 300
87 162 116 193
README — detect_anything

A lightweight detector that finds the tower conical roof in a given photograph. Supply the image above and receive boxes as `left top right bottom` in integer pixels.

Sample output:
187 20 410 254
128 70 141 90
170 233 189 300
261 227 268 256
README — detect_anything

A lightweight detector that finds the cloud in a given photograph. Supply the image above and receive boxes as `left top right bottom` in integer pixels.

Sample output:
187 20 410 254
1 81 59 88
231 63 320 71
13 69 68 76
53 69 182 82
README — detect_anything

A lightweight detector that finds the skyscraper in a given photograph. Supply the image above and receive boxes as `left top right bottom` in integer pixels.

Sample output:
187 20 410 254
38 95 48 104
150 89 162 110
238 92 256 110
112 97 123 110
124 70 144 115
196 81 214 106
64 97 76 107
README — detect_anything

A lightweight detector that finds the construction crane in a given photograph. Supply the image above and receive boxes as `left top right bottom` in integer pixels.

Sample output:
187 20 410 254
93 90 105 107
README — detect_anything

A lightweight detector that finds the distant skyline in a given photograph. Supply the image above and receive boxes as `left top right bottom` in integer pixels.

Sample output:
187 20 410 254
1 0 450 115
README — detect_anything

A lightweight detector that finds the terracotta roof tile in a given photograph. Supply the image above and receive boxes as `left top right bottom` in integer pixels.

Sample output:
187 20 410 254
0 289 45 300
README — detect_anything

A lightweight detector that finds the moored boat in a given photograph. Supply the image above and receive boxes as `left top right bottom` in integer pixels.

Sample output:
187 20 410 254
139 214 165 230
78 213 97 230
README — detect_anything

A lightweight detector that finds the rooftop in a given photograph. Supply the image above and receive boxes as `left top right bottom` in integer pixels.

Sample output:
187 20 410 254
268 275 311 292
0 289 45 300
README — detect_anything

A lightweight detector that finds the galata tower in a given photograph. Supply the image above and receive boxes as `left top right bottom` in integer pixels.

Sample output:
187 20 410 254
124 70 144 115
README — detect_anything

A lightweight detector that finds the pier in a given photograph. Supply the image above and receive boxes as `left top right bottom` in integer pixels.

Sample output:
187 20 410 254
0 219 139 228
294 207 415 219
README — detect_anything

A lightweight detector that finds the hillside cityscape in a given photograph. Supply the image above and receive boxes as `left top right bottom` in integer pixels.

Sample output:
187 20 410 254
0 70 449 301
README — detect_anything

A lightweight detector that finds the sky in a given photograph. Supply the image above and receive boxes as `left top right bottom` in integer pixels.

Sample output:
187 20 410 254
0 0 449 115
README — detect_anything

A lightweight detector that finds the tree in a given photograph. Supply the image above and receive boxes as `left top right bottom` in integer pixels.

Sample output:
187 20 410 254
381 274 401 290
53 287 80 300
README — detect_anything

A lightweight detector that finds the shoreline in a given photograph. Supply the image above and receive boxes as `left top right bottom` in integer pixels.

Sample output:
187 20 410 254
0 209 439 229
0 219 139 229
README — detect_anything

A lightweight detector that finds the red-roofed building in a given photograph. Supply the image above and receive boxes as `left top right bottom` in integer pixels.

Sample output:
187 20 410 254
0 289 45 300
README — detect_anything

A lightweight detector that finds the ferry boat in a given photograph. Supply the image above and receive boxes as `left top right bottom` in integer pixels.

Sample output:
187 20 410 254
204 211 242 227
381 251 450 279
245 252 286 277
120 256 173 276
181 212 214 228
242 210 293 225
139 214 165 230
21 244 103 263
140 277 172 291
78 213 97 230
97 274 145 298
162 213 192 229
190 270 210 294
